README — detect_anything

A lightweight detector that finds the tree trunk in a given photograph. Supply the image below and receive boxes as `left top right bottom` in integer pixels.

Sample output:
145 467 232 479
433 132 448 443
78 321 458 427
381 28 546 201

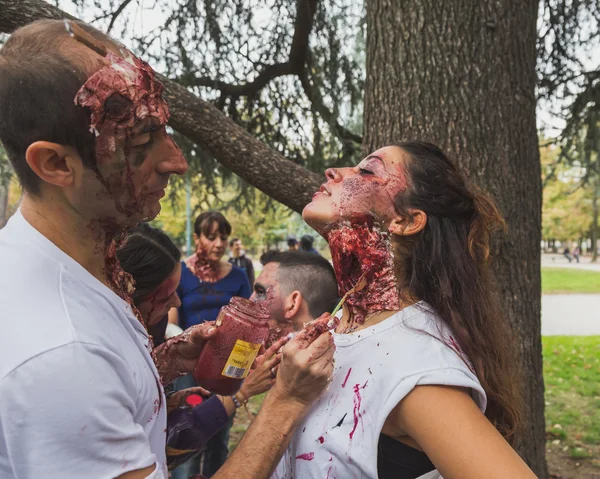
0 0 322 214
592 182 599 262
364 0 546 476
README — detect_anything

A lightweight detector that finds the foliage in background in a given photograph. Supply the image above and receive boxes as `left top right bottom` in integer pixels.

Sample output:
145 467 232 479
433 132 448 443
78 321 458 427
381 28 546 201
541 143 595 243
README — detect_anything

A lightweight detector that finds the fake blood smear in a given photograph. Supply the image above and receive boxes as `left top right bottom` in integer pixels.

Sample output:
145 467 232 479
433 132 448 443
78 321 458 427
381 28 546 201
349 382 368 440
341 368 352 388
327 216 399 330
186 247 220 283
295 452 314 461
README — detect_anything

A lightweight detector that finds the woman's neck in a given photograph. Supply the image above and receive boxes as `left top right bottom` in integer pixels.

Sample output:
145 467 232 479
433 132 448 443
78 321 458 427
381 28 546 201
326 216 401 332
188 248 221 282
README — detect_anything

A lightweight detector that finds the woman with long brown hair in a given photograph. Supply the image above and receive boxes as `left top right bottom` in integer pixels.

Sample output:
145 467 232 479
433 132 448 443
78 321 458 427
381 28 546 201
272 141 534 478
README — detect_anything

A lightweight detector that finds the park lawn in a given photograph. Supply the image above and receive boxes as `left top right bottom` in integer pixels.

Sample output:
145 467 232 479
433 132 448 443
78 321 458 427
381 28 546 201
544 336 600 470
542 268 600 294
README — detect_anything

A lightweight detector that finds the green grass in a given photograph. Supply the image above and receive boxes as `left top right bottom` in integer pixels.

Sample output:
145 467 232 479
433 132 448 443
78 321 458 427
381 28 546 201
542 268 600 294
543 336 600 462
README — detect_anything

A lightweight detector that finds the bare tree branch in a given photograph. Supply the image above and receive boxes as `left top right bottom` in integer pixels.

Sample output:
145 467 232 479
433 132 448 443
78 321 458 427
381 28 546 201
183 0 318 97
107 0 134 34
0 0 322 213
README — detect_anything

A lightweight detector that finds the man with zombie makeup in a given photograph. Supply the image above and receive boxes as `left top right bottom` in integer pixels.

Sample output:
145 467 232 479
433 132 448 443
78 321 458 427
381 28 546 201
252 251 339 345
0 19 336 479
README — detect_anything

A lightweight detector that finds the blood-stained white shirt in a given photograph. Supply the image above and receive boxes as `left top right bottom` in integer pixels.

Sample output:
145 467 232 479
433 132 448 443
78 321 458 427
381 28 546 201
0 211 167 478
272 303 486 479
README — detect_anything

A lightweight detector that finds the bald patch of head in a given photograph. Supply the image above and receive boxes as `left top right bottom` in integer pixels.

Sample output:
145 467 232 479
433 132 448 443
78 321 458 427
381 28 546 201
3 19 123 78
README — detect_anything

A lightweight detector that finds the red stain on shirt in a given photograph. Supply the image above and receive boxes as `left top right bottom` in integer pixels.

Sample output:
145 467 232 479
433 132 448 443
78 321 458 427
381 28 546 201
341 368 352 388
296 452 315 461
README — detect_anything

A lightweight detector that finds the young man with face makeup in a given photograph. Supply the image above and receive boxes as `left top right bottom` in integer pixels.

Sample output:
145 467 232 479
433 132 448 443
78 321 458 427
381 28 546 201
0 20 335 479
252 251 339 343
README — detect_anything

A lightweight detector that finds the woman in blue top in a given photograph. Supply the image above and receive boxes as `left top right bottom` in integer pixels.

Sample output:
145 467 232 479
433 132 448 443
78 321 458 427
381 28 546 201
168 211 251 479
169 211 251 329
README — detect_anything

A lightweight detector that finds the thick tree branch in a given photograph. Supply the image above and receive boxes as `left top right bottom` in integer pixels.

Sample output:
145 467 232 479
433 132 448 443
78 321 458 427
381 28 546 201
0 0 322 214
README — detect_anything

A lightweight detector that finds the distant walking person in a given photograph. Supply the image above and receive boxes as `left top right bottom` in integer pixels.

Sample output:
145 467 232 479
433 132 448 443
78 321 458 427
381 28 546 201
300 234 320 255
563 247 573 263
573 246 581 263
228 237 255 287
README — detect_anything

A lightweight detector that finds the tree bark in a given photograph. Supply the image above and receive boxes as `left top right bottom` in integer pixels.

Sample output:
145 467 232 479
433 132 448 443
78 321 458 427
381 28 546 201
0 0 322 214
364 0 546 476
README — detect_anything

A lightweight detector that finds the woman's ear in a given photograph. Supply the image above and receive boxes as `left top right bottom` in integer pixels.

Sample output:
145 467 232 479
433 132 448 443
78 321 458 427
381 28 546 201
25 142 81 188
389 209 427 236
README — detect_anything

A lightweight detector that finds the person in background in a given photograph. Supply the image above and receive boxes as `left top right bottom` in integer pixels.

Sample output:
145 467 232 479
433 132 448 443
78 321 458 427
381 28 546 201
287 236 299 251
228 237 255 287
117 224 284 472
573 246 581 263
299 234 320 255
168 211 251 479
252 251 339 341
563 247 573 263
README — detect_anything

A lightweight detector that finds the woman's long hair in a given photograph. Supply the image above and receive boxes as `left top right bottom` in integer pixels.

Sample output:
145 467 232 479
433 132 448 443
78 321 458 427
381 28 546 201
393 141 523 444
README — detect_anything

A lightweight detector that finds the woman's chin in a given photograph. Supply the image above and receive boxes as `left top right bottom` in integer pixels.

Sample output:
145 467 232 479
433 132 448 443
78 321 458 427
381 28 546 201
302 203 339 232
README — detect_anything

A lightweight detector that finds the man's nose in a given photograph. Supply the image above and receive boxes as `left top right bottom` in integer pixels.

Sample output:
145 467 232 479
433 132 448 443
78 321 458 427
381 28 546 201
155 130 188 175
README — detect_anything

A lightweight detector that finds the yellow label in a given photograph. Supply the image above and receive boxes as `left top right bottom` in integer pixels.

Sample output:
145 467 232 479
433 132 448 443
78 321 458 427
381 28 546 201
221 339 261 379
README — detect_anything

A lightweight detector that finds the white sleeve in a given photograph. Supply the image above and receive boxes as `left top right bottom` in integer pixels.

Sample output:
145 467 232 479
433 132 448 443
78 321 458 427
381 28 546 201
0 342 163 479
384 366 488 416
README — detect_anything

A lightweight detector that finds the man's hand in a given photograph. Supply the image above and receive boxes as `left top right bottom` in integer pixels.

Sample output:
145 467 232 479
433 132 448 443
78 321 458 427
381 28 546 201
175 322 217 373
166 386 212 414
271 321 336 406
240 336 287 399
152 322 217 385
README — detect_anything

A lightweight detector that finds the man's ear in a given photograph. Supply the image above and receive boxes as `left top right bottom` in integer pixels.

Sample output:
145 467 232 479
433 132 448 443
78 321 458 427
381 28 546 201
25 142 81 188
284 291 303 319
388 209 427 236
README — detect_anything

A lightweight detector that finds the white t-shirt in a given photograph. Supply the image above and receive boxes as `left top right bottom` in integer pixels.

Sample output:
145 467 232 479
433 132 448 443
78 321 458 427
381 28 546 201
272 303 487 479
0 211 167 479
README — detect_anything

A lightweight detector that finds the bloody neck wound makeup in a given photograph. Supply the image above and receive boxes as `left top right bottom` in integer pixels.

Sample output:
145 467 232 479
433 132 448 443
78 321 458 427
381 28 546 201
327 215 400 332
187 246 220 283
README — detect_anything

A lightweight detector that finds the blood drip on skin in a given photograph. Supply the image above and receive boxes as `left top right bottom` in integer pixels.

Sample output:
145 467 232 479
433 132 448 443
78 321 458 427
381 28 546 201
326 215 400 332
186 246 220 283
